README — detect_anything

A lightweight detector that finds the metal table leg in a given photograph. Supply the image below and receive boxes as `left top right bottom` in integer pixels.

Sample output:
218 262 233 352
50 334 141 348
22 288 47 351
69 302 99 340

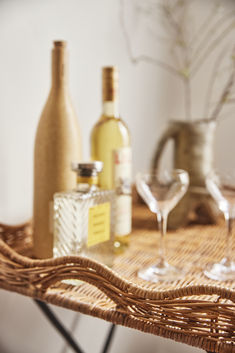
101 324 116 353
34 299 85 353
33 301 212 353
34 300 117 353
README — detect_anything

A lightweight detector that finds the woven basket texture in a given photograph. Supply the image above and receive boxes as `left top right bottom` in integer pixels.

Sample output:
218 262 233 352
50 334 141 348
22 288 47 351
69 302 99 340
0 205 234 353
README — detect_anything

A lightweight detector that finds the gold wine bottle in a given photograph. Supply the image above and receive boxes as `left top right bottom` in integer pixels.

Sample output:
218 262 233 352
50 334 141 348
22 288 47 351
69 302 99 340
33 41 82 259
91 67 132 251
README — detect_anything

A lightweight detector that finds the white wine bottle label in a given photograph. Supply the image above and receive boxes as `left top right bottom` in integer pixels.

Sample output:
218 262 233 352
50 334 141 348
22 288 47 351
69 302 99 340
113 147 132 236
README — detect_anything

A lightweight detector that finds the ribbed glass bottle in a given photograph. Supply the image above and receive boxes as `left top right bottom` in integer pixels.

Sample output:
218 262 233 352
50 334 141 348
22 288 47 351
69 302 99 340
53 162 115 267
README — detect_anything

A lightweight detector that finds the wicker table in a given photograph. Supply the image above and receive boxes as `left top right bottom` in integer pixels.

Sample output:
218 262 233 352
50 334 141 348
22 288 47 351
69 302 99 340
0 205 234 353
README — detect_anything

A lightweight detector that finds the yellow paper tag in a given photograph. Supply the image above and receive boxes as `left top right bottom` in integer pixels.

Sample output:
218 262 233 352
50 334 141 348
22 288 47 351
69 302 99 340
87 202 110 247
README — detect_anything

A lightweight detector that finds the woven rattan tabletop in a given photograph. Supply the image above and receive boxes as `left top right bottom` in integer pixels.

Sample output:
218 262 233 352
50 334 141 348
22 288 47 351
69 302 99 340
0 204 234 353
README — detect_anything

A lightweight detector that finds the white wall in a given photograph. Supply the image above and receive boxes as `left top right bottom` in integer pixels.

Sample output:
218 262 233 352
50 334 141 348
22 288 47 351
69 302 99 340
0 0 234 352
0 0 165 224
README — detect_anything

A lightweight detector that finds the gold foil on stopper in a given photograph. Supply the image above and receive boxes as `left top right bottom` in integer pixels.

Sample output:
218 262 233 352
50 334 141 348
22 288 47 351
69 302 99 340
102 66 119 102
77 176 98 185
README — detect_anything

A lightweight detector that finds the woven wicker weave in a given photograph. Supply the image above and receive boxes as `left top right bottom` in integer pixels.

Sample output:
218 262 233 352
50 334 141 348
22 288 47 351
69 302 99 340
0 205 234 353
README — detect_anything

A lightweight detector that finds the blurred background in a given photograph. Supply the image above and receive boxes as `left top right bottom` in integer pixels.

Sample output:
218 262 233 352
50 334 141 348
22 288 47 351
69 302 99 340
0 0 234 352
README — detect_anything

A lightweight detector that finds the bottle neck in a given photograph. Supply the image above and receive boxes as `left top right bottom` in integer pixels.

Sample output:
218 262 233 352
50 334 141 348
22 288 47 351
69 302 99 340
102 100 119 117
76 176 99 193
102 67 119 117
51 46 68 91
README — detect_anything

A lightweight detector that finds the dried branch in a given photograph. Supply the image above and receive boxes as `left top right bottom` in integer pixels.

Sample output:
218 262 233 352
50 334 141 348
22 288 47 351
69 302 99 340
159 1 192 81
192 10 235 62
119 0 183 79
129 54 183 78
191 19 235 76
184 77 192 120
190 0 222 50
169 41 183 70
161 3 183 36
209 52 235 120
226 97 235 103
215 107 235 122
120 0 235 121
203 46 228 119
138 1 186 71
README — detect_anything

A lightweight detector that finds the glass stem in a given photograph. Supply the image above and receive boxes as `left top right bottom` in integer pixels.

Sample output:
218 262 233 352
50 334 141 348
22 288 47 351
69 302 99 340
157 212 168 266
225 213 233 264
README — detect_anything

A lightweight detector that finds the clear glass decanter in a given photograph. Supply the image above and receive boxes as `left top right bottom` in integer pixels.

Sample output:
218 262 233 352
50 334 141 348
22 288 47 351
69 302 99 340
53 161 115 267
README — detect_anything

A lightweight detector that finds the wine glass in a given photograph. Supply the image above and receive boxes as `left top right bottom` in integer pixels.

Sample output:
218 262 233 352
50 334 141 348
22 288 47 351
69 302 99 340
205 171 235 281
136 169 189 282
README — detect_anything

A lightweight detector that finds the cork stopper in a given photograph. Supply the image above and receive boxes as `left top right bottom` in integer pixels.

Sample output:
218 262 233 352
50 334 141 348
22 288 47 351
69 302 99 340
51 40 68 87
102 66 119 102
53 40 67 48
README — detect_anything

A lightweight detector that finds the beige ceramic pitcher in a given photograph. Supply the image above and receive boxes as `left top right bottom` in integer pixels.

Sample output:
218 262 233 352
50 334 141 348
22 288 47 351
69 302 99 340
152 120 219 229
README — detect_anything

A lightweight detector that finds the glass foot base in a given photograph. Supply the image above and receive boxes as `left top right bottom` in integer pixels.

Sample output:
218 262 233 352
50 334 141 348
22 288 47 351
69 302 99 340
138 260 184 283
204 258 235 281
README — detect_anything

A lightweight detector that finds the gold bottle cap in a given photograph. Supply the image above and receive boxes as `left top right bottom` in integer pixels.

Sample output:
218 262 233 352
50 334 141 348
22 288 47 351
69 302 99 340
71 161 103 176
72 161 103 186
102 66 119 102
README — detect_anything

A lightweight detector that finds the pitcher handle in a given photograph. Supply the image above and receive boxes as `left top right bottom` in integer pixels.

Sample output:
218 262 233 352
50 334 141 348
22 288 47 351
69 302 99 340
151 125 178 173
